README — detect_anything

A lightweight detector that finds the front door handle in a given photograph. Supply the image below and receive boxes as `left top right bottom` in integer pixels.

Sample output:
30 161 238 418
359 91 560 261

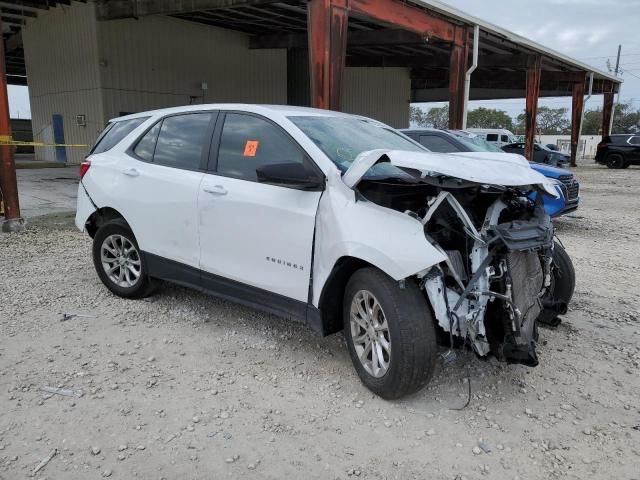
203 184 228 195
122 167 139 177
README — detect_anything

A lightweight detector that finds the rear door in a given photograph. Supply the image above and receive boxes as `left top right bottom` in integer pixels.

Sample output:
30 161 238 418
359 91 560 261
119 112 216 269
198 112 323 302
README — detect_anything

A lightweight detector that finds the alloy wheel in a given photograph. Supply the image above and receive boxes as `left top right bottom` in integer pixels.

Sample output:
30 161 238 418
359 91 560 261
100 234 142 288
349 290 391 378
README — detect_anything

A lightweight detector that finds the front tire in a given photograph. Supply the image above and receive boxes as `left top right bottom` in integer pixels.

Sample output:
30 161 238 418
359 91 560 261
538 241 575 326
92 220 158 299
343 268 437 400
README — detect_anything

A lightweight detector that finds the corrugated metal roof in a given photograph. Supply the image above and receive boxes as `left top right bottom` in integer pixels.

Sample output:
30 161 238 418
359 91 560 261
412 0 621 84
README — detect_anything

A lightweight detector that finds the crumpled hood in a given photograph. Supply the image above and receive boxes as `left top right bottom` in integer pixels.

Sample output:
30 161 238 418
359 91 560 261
342 149 559 197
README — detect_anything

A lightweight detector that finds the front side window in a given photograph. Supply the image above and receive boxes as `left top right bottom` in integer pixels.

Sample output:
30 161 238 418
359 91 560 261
418 134 460 153
217 113 308 182
153 113 213 170
92 117 148 154
501 135 509 142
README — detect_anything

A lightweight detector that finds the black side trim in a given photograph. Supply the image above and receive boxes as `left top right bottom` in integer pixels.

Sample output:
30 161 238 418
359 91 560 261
143 252 316 328
144 251 200 288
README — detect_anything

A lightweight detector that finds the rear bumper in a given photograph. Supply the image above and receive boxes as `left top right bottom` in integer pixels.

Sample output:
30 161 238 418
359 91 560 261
75 182 96 232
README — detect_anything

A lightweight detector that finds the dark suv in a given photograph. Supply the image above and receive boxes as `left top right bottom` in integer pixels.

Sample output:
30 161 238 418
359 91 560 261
595 134 640 168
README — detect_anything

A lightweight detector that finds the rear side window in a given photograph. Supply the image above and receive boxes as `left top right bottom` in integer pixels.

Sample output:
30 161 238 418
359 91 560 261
133 122 161 162
418 134 460 153
92 117 148 154
611 135 630 144
486 134 498 142
153 113 213 170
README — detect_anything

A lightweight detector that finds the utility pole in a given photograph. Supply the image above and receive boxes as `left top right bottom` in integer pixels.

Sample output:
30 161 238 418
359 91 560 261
0 18 24 232
609 44 622 134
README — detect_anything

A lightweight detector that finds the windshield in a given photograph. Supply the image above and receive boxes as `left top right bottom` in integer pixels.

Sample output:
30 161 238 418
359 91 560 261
288 116 424 177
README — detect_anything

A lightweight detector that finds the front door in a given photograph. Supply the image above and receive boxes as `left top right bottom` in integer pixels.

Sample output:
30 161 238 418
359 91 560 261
198 112 323 303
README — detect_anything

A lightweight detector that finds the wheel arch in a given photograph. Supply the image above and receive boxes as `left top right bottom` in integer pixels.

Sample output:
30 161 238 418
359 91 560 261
317 256 378 336
85 207 133 238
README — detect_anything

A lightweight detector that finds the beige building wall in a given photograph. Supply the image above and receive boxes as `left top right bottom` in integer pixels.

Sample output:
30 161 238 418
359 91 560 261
23 2 104 164
23 2 411 163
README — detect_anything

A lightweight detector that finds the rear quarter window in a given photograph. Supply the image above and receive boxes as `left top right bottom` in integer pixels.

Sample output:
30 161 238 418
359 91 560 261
610 135 631 145
91 117 148 154
629 136 640 145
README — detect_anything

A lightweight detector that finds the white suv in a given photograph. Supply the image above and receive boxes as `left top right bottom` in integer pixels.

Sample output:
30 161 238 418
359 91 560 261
76 104 572 399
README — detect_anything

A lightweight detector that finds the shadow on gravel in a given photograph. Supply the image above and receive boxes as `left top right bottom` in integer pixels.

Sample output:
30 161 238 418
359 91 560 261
26 210 76 231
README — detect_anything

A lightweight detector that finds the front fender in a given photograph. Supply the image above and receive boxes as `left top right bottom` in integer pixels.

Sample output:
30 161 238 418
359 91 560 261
311 176 446 306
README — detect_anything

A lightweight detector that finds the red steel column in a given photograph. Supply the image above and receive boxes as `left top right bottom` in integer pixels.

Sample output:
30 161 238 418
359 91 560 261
601 81 614 138
524 55 542 161
570 75 586 167
307 0 348 110
448 25 469 129
0 19 24 232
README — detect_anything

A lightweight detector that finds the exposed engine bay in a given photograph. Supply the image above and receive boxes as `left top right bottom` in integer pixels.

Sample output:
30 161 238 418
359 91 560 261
358 173 554 366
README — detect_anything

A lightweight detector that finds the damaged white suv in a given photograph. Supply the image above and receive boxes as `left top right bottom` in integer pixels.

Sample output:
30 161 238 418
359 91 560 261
76 105 575 399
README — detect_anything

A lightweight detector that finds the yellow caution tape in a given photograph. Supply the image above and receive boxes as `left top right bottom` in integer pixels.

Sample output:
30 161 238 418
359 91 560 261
0 136 88 148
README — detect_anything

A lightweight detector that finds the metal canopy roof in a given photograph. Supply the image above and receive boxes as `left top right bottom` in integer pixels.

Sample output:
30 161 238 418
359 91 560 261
1 1 88 85
2 0 622 99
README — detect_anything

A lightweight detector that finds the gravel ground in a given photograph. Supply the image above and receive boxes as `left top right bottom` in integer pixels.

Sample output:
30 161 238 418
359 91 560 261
1 164 639 480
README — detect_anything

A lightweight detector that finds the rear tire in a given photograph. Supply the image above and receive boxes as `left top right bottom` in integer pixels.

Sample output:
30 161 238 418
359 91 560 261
538 241 575 326
343 268 437 400
92 220 158 299
606 153 626 169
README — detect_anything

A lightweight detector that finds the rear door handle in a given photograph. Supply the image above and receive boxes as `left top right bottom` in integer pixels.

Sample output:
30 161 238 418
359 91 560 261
203 184 228 195
122 168 139 177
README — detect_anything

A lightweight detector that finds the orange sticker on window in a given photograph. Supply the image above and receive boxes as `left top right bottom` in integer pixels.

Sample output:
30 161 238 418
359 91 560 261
243 140 259 157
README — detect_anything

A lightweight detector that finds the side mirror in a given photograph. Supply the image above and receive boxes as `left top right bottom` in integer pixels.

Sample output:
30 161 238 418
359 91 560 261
256 162 324 191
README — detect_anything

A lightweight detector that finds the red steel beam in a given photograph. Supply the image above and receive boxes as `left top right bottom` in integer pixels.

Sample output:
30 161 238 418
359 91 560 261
307 0 348 110
524 55 542 161
569 73 586 167
348 0 456 42
0 17 24 232
601 81 614 138
448 25 469 129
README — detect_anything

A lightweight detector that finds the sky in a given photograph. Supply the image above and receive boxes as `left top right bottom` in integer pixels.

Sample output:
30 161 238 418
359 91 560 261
6 0 640 119
415 0 640 118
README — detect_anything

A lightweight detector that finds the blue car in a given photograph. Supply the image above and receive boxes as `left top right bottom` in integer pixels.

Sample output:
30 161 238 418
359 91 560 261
528 162 580 217
400 128 580 217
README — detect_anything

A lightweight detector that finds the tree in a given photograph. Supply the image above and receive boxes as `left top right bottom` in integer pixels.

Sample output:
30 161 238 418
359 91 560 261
466 107 513 130
409 106 428 126
537 106 571 134
579 102 640 135
581 109 602 135
410 105 449 128
514 106 570 135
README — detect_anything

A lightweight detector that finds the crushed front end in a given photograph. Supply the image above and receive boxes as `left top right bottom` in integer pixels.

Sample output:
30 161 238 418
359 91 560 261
418 187 553 366
358 174 554 367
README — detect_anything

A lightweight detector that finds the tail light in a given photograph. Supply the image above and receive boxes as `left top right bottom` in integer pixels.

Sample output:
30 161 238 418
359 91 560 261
79 160 91 179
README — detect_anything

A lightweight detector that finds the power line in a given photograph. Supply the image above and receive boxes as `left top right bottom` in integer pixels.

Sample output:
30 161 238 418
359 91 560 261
578 52 640 60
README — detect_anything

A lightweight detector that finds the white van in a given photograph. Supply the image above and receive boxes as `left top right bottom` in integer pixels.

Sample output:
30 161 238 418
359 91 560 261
466 128 516 147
